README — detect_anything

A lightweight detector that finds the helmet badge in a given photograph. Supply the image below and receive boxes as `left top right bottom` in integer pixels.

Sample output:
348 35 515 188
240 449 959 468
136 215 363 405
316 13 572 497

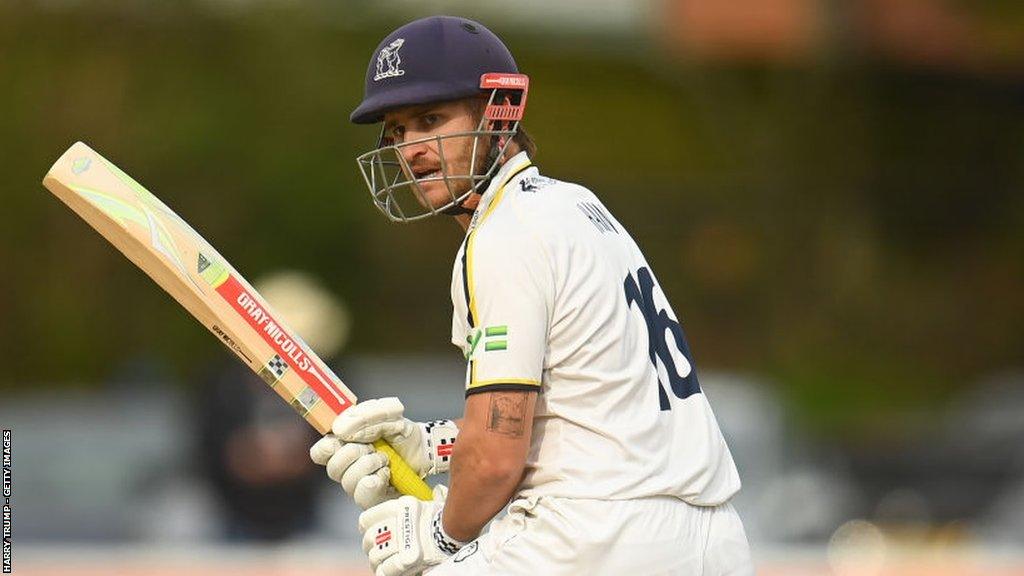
373 38 406 81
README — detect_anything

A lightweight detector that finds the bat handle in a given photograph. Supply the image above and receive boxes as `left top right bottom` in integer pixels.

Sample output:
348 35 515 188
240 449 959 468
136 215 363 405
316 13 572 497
372 439 434 501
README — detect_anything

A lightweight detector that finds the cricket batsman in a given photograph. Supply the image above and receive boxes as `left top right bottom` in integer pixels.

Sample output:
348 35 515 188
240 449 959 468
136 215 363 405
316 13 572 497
310 15 754 575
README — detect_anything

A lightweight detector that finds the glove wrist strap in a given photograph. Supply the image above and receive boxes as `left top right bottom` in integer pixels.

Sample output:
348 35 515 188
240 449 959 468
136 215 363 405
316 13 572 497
431 508 467 556
421 420 459 475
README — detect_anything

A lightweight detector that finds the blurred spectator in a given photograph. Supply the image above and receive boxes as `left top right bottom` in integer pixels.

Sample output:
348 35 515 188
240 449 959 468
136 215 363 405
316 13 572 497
196 361 322 541
194 271 351 542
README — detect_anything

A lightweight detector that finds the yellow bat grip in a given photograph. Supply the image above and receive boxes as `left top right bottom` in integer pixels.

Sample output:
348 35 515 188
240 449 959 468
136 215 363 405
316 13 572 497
372 439 434 501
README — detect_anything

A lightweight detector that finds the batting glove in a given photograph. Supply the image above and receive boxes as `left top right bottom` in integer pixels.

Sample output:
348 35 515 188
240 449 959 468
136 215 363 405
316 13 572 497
309 397 458 509
359 485 465 576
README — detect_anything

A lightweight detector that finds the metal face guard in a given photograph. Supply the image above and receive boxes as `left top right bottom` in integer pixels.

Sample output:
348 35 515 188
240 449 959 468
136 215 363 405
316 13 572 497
355 74 529 223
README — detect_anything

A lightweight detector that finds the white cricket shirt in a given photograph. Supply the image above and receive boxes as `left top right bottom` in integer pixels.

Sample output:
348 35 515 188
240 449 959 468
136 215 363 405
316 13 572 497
450 153 741 505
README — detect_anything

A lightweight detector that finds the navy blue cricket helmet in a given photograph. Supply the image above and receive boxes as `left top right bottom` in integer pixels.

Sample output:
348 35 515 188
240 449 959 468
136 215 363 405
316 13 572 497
352 16 531 223
350 15 519 124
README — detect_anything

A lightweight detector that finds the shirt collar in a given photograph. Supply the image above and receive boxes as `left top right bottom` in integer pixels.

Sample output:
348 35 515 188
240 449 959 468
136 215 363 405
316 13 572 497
468 152 533 232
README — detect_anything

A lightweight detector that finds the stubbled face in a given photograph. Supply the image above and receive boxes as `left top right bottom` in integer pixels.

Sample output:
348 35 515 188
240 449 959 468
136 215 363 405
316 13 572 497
382 99 489 211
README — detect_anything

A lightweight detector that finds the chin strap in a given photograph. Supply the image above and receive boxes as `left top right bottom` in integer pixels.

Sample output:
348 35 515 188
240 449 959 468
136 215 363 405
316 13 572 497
441 203 475 217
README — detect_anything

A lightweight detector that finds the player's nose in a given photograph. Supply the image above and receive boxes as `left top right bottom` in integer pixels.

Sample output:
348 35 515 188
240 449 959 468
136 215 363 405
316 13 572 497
398 138 430 166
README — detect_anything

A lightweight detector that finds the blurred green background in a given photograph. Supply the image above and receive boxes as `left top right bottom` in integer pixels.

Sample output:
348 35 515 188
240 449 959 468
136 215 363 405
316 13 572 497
1 0 1022 438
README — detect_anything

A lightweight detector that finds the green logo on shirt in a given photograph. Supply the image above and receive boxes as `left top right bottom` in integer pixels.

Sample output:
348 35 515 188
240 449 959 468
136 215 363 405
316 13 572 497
484 325 507 351
465 329 482 359
465 325 508 358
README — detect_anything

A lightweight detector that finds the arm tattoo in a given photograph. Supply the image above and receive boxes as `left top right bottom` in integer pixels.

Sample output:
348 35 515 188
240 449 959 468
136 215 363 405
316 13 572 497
487 392 529 438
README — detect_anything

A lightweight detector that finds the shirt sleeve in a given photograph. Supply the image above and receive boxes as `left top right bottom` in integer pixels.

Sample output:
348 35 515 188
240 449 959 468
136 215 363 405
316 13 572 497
461 224 552 396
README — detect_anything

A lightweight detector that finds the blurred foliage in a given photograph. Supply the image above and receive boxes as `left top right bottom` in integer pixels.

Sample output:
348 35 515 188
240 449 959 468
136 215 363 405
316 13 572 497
1 2 1021 435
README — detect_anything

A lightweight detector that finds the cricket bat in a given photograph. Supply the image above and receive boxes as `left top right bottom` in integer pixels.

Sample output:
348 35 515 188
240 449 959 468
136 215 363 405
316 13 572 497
43 141 433 501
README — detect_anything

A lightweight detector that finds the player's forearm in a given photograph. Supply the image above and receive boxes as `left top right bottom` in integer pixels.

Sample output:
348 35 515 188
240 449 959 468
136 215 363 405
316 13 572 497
442 391 536 542
443 429 525 540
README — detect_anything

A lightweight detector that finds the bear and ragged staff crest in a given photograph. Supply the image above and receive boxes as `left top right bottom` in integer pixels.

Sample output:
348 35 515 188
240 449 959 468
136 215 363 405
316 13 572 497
374 38 406 81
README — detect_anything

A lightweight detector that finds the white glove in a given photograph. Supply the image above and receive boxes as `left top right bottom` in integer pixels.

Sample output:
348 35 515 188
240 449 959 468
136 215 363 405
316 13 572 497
309 397 458 509
359 485 465 576
310 438 397 509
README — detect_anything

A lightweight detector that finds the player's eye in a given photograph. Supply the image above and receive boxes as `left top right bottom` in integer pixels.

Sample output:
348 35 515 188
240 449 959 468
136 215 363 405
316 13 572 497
390 125 406 141
422 113 439 127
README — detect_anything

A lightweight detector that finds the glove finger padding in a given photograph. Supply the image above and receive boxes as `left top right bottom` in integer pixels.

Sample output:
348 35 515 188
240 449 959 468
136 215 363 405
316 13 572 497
309 434 342 466
377 552 420 576
326 442 375 484
332 397 411 443
340 451 390 495
353 467 397 510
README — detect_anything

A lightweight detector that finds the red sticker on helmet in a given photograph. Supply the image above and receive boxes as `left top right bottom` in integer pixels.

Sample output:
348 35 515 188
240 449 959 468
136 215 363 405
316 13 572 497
480 73 529 90
480 74 530 122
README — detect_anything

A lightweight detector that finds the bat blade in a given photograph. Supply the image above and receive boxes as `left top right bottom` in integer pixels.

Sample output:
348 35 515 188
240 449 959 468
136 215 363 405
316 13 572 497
43 141 432 501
